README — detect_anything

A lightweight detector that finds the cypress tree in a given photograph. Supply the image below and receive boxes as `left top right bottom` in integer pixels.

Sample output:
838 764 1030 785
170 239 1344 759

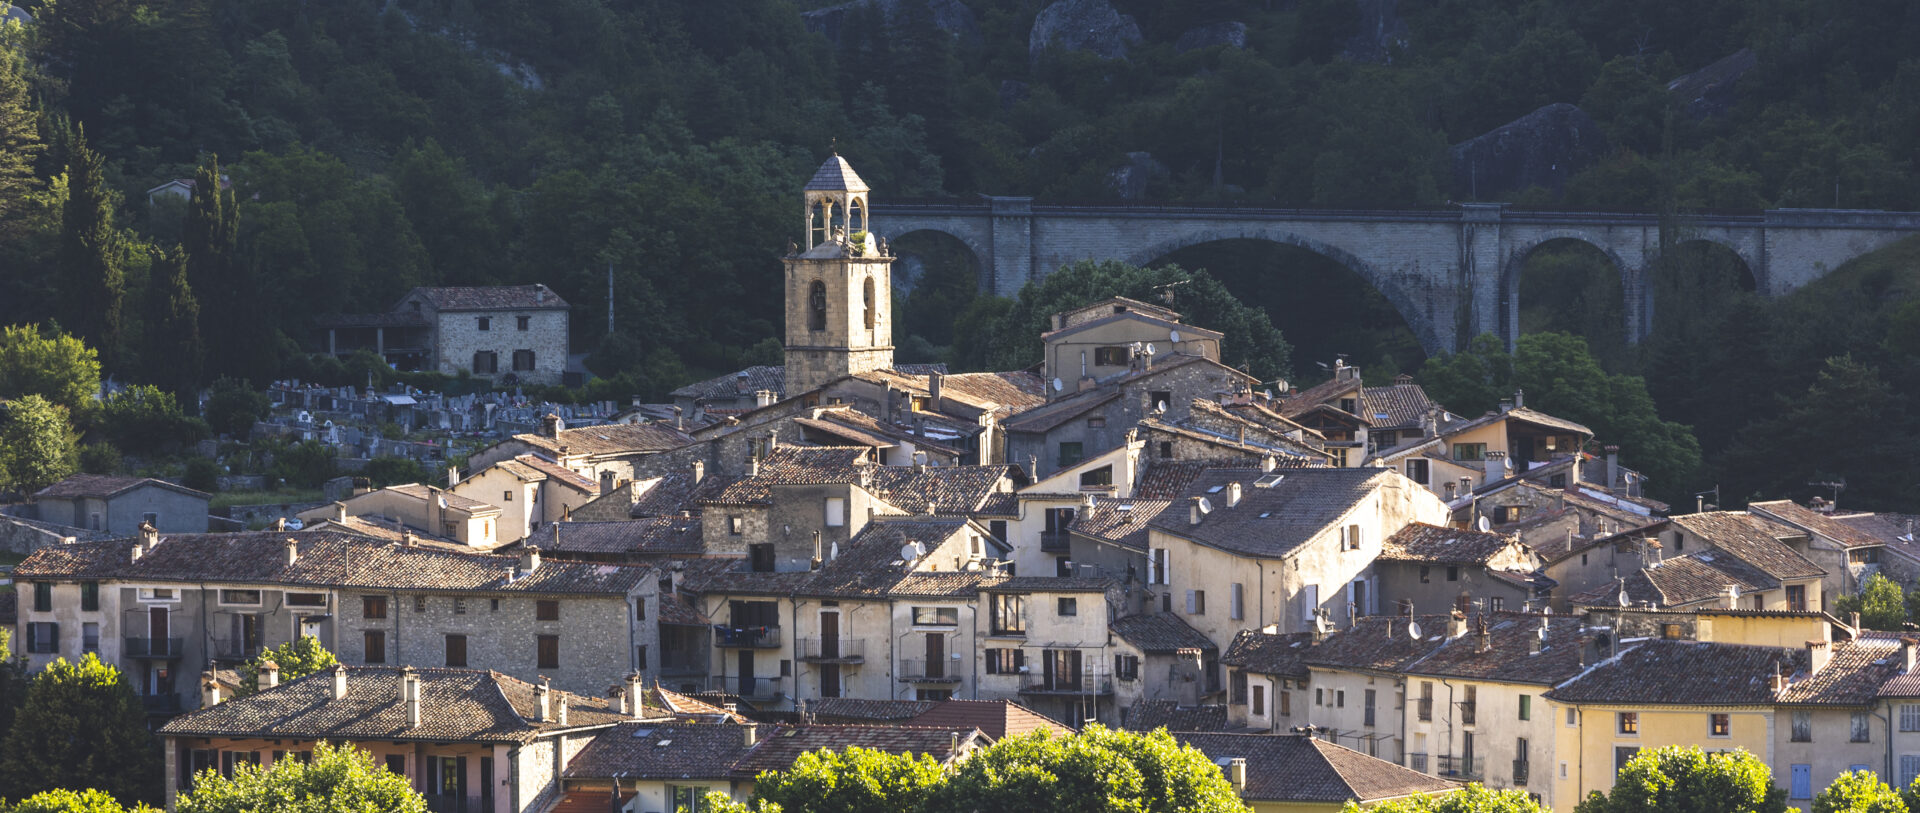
58 127 124 368
182 155 251 379
146 243 203 399
0 48 41 235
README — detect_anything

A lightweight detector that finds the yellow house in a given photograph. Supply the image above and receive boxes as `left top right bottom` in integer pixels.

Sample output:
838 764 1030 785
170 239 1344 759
1175 732 1460 812
1774 635 1904 806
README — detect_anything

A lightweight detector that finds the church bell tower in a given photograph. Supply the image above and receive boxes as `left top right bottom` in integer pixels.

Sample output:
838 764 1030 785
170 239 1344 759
783 155 894 396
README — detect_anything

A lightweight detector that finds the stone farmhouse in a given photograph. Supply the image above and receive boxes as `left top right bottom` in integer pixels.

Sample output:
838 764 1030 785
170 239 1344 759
315 285 571 386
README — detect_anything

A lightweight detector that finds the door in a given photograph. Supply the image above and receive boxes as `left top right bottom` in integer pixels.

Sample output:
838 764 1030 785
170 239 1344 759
737 651 756 696
820 664 841 698
926 633 945 679
1791 764 1812 799
820 611 840 660
151 607 169 654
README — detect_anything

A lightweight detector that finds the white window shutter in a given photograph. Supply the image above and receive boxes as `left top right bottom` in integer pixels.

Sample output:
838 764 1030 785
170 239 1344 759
1147 549 1160 586
1185 590 1196 614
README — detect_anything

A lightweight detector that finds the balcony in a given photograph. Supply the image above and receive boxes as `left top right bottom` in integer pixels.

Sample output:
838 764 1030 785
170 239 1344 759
1408 753 1429 773
898 659 963 684
1019 671 1114 696
1039 532 1072 553
424 796 489 813
212 638 263 661
140 694 185 714
124 637 185 659
796 638 864 663
1436 755 1485 781
659 659 707 677
709 676 783 701
713 625 782 648
1513 760 1530 786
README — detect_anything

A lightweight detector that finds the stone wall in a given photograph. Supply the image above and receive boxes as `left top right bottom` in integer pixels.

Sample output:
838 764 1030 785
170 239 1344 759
0 514 94 555
433 307 569 387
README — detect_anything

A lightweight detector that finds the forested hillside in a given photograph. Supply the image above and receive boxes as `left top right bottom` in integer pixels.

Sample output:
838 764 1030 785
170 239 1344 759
0 0 1917 507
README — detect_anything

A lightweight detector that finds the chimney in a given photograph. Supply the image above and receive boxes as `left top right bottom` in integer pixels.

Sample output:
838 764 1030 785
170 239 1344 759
403 667 422 727
200 671 222 707
929 372 944 411
1261 455 1277 473
261 660 280 689
1512 389 1524 409
331 664 349 700
543 413 564 438
625 672 645 717
1850 612 1862 635
1447 610 1468 640
1483 451 1507 484
1498 398 1513 414
519 546 541 574
1903 638 1918 674
139 521 159 553
1189 497 1205 526
1476 615 1492 653
691 460 705 485
272 517 287 532
742 723 759 747
748 457 760 476
1226 482 1243 509
1808 640 1832 675
1229 758 1247 792
1444 482 1456 500
555 695 569 726
535 678 552 722
754 390 775 408
1605 446 1620 490
812 530 823 571
1723 585 1738 609
331 502 349 522
672 405 685 431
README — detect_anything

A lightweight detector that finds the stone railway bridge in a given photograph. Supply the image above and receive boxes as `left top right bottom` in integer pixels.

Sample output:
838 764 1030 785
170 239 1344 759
871 198 1920 355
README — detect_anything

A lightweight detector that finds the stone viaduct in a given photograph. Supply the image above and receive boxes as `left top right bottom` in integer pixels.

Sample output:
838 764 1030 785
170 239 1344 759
870 198 1920 355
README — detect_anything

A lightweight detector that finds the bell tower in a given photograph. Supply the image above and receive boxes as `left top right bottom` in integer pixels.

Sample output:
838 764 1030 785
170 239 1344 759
784 155 894 396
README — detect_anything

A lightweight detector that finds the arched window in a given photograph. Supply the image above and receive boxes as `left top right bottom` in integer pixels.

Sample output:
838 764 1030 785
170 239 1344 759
863 276 875 330
810 201 829 247
849 199 865 234
809 281 828 331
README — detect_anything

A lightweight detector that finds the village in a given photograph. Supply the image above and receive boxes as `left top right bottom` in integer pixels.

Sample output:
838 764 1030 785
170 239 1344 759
3 157 1916 813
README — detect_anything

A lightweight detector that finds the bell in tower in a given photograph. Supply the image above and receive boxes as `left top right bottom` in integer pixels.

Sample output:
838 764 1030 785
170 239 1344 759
783 155 894 396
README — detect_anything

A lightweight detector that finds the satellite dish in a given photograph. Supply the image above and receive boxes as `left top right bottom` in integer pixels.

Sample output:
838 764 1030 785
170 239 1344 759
1407 621 1424 639
1169 329 1180 343
1476 516 1491 532
1313 615 1331 634
900 543 920 561
1145 343 1156 355
1052 378 1064 392
1729 585 1741 599
1197 497 1213 514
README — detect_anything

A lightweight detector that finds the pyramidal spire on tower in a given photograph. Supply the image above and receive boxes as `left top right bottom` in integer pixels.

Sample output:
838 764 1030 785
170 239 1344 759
784 154 894 395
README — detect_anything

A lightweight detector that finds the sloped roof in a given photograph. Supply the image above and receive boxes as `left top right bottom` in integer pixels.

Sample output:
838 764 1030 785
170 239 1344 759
1134 460 1251 499
1173 733 1460 804
1145 468 1395 559
804 155 870 192
564 722 756 781
1360 384 1435 429
1750 501 1885 549
905 699 1072 739
670 365 786 401
1070 499 1175 552
512 454 600 494
544 518 704 557
1403 614 1596 685
1122 700 1228 732
1112 613 1217 654
805 698 938 722
34 474 209 501
1377 523 1520 565
939 372 1047 416
514 423 694 459
1221 630 1315 678
158 667 623 743
1277 376 1363 419
1673 511 1825 581
1568 550 1775 609
731 725 981 776
385 483 499 515
1303 615 1453 673
1548 641 1806 706
409 285 568 311
1040 308 1222 343
1778 638 1903 706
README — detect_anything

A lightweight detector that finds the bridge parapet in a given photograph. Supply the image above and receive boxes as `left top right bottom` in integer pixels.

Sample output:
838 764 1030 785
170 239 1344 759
1765 208 1920 230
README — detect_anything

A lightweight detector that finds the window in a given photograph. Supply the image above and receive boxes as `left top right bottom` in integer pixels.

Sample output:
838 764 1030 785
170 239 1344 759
1711 713 1731 737
517 315 529 330
537 635 559 669
1787 584 1808 612
82 622 99 652
385 754 406 775
1230 583 1244 620
453 597 466 615
1094 346 1128 366
536 600 560 621
989 594 1025 635
471 351 497 374
636 645 648 669
1253 685 1267 716
80 582 99 612
1149 391 1172 411
1453 443 1487 461
1115 654 1138 681
1519 695 1531 721
1079 465 1112 486
1904 755 1920 787
1056 557 1073 578
1406 458 1430 485
749 543 775 573
862 277 875 330
1364 688 1376 727
1662 623 1683 639
217 589 263 606
1490 597 1505 612
414 595 428 613
1057 597 1077 617
1615 747 1640 775
635 599 647 621
363 596 388 619
477 316 490 331
445 634 467 667
1341 524 1363 551
1618 712 1638 735
669 785 711 813
1462 686 1477 725
1280 690 1291 717
807 281 827 331
1419 682 1434 721
1420 566 1431 584
1499 506 1523 523
1447 566 1461 582
491 599 500 612
139 587 178 602
512 350 535 371
286 593 326 607
915 688 953 702
1231 671 1248 703
1147 548 1170 585
1316 688 1324 705
33 582 50 612
1186 590 1205 615
1853 711 1872 743
1791 710 1812 742
364 630 386 663
1159 441 1173 459
729 516 743 535
987 649 1026 675
825 497 846 527
1336 690 1345 708
1058 442 1084 468
913 607 958 626
1567 708 1579 727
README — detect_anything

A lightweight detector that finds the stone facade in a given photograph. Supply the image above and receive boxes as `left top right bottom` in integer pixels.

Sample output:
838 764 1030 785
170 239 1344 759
425 300 570 388
1007 357 1252 479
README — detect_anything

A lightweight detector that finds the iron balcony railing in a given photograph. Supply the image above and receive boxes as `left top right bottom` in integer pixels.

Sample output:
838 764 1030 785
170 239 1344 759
1039 532 1072 553
1513 760 1530 786
424 795 489 813
1019 669 1115 695
1408 753 1429 773
124 637 185 658
709 676 783 701
898 659 962 683
1436 755 1485 780
796 637 865 662
713 625 782 648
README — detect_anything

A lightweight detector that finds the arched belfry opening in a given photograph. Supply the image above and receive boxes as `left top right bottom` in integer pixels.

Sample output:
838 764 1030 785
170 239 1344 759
803 154 870 250
785 154 895 395
862 276 875 330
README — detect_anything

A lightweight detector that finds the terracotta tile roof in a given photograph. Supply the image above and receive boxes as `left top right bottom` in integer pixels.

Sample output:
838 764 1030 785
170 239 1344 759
795 416 900 450
1778 638 1904 706
804 155 869 192
1145 468 1395 559
1303 615 1453 673
513 454 600 494
657 592 712 626
1214 399 1322 438
1277 376 1363 419
694 447 1010 515
975 492 1020 517
733 724 982 776
1378 523 1520 565
1835 513 1920 565
1002 389 1121 434
1750 501 1885 549
312 516 463 549
684 517 989 600
544 518 704 557
386 483 500 514
33 473 209 501
1673 511 1826 581
865 465 1012 515
905 699 1073 739
1547 641 1806 706
1071 499 1174 552
564 722 754 780
1112 613 1216 654
1221 630 1315 678
14 531 653 595
1056 296 1183 326
804 697 938 722
1173 733 1460 804
670 365 785 401
1138 418 1328 463
887 572 999 598
1360 384 1434 429
412 284 567 310
0 591 15 625
1134 460 1250 500
515 423 694 459
1403 614 1597 685
626 473 704 518
758 446 873 482
986 576 1113 593
1040 308 1222 343
1436 406 1593 441
1568 550 1774 609
1122 700 1228 732
939 371 1047 416
158 667 623 743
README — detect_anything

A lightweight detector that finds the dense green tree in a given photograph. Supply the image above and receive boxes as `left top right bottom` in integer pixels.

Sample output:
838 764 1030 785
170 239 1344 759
0 395 79 495
6 788 159 813
237 636 338 697
0 654 160 805
272 440 336 488
143 245 203 399
183 156 249 380
0 324 100 419
1717 355 1919 508
57 129 124 368
177 741 427 813
0 627 26 741
1812 770 1907 813
1346 784 1548 813
97 384 206 455
746 746 946 813
203 377 269 438
0 46 41 235
1830 574 1908 631
927 726 1249 813
1573 745 1786 813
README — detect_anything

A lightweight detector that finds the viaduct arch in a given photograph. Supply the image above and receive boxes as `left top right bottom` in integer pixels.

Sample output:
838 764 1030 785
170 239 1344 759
871 200 1920 355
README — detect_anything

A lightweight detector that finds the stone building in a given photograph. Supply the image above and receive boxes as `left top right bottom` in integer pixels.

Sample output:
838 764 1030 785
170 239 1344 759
784 156 895 395
315 285 571 386
29 474 210 534
1372 523 1550 617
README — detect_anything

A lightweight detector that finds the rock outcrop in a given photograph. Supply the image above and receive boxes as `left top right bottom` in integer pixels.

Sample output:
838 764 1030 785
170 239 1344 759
1175 21 1247 53
1108 152 1169 201
1344 0 1409 63
1666 48 1756 119
1449 103 1609 200
802 0 980 46
1029 0 1143 64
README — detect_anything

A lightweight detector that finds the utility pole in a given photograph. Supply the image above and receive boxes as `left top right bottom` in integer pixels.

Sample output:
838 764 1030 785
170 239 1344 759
607 261 615 335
